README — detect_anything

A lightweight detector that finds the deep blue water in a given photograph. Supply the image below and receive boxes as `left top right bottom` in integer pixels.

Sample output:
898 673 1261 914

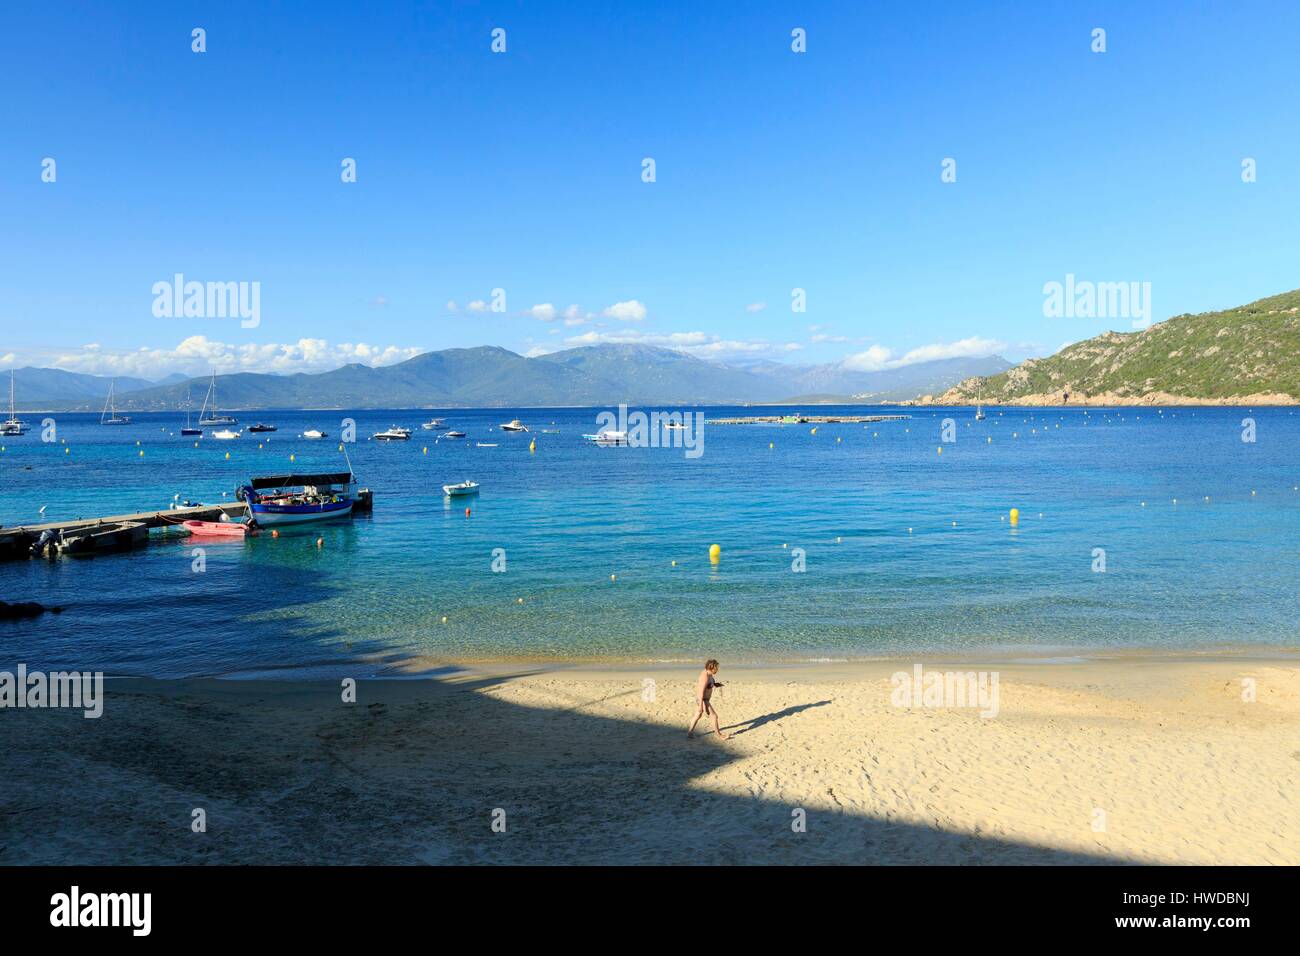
2 405 1298 676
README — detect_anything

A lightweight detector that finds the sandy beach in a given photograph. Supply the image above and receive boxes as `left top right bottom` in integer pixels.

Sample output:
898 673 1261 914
2 655 1297 865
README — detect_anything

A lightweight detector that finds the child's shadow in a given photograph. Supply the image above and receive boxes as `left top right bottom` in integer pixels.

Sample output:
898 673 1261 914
721 699 831 736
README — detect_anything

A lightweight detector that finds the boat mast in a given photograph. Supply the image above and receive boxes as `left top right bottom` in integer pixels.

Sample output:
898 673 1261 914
101 379 114 424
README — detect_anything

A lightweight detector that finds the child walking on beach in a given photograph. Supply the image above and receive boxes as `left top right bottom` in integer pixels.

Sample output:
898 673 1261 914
687 659 732 740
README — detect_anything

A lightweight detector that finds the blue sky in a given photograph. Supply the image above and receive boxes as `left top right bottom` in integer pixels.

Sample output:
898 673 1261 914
2 0 1299 378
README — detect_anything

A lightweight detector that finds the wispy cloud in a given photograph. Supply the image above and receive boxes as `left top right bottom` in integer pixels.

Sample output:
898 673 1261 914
842 336 1005 372
29 336 423 378
526 303 558 321
564 328 800 360
745 302 767 314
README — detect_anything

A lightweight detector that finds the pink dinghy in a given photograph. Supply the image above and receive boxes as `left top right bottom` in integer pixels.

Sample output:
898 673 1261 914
182 519 255 537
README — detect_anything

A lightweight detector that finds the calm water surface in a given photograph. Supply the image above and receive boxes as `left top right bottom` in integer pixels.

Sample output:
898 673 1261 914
2 405 1297 676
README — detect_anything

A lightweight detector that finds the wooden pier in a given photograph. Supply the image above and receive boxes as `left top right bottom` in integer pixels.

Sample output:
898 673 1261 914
1 488 374 560
706 414 911 425
0 503 250 561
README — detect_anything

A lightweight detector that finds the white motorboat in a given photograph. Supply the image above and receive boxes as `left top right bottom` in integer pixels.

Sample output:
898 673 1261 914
303 429 327 440
421 418 447 430
442 480 480 497
499 419 529 432
212 428 241 440
374 426 412 441
584 429 628 445
444 430 466 439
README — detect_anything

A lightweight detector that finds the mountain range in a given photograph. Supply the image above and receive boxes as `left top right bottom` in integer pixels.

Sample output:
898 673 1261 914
923 288 1300 406
6 346 1011 411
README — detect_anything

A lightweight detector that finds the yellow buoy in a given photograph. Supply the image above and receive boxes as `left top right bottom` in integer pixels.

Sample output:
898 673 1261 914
338 444 343 451
671 560 677 567
315 537 324 548
769 442 774 449
1009 508 1020 527
937 446 942 454
708 543 721 563
529 439 536 453
290 454 295 462
610 573 617 581
516 597 524 604
441 616 448 624
259 443 264 449
65 447 70 454
423 447 428 454
138 449 144 457
224 452 230 460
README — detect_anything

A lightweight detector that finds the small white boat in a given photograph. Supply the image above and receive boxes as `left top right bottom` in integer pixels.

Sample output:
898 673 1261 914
584 430 628 445
475 442 498 448
444 430 466 439
303 429 327 440
374 427 412 441
212 428 241 440
442 481 480 497
499 419 529 432
420 418 447 430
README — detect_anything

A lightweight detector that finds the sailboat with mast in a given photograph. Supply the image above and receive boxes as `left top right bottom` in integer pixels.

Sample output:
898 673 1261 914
181 385 203 436
975 377 986 421
198 370 237 426
2 370 28 435
100 379 132 425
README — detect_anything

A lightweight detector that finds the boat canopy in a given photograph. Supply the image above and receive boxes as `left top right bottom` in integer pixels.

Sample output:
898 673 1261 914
249 471 354 490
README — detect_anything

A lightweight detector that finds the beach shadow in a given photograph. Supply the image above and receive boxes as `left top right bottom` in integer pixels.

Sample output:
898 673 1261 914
721 699 831 736
0 670 1138 866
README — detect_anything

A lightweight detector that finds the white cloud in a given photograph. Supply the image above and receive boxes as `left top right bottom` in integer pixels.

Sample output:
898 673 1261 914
601 299 647 322
371 295 389 308
527 303 558 322
445 300 460 313
842 336 1005 372
466 300 488 313
745 302 767 313
563 328 800 360
841 345 895 371
37 336 423 378
1 352 15 365
893 336 1006 365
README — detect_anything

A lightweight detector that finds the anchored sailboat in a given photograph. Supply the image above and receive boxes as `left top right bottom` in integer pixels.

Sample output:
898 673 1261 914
181 385 203 436
100 379 132 425
2 369 28 436
975 378 986 421
198 370 237 426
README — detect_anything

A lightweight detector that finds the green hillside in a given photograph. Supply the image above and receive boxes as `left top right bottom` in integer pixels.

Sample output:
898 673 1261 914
933 289 1300 405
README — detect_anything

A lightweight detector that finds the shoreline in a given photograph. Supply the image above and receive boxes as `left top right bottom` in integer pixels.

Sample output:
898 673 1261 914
4 653 1297 864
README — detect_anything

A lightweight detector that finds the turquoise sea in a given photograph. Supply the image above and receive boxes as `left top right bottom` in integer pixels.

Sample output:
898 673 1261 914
1 405 1297 677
